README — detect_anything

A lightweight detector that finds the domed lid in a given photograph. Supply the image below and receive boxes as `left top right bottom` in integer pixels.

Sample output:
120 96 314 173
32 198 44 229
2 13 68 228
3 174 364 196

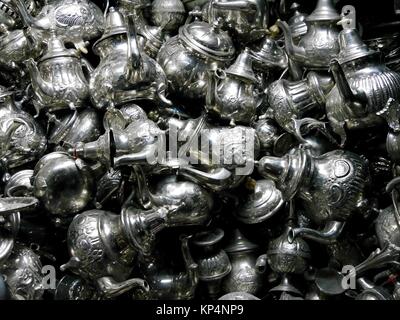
152 0 185 13
250 37 288 70
235 179 284 224
224 229 258 253
288 2 308 39
306 0 340 22
39 33 78 62
93 7 127 52
225 48 257 82
179 21 235 61
337 28 378 64
138 24 165 47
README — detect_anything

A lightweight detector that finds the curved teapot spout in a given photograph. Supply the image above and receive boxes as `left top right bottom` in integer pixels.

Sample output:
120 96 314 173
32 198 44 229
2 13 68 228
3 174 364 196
276 20 306 62
11 0 47 30
25 58 54 100
125 14 142 81
288 221 345 245
178 166 232 187
96 276 149 299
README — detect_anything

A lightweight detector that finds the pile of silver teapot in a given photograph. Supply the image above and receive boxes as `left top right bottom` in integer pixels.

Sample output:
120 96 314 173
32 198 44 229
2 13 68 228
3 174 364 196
1 0 400 301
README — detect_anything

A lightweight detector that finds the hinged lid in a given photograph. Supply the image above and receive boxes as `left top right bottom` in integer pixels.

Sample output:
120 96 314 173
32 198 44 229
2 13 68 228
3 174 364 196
179 21 235 61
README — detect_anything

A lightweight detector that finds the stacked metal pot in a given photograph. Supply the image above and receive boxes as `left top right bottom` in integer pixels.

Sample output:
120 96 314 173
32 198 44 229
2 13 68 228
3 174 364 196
1 0 400 301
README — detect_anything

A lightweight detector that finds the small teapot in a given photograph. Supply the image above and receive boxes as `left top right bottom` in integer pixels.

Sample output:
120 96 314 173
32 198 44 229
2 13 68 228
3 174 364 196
222 229 263 295
31 152 95 222
326 21 400 145
206 48 262 125
157 20 235 100
267 71 334 133
287 2 308 43
61 209 150 299
90 7 172 110
277 0 341 70
257 146 370 242
25 32 93 115
0 86 47 169
11 0 104 52
1 244 44 300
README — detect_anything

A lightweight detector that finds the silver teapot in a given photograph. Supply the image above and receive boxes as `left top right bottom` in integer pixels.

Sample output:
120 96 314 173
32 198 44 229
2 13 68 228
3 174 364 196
222 229 262 295
267 71 334 133
135 235 198 299
61 209 150 299
1 244 44 300
160 115 259 191
3 169 33 197
151 0 186 33
326 26 400 145
136 24 167 59
47 108 102 146
90 7 171 109
11 0 104 52
25 32 93 115
32 152 95 221
191 228 232 299
277 0 341 70
206 48 262 125
287 2 308 43
201 0 269 43
257 146 370 242
0 87 47 169
157 20 235 100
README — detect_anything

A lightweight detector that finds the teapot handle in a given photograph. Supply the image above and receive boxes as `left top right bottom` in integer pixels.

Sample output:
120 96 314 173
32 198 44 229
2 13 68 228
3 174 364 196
80 57 94 80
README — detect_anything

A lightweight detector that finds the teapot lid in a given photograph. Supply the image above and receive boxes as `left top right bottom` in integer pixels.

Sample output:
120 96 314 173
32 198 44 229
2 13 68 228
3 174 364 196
337 28 378 64
306 0 340 22
93 7 128 52
39 33 78 62
288 2 308 39
250 37 288 70
235 179 284 224
224 229 258 253
137 24 165 47
179 21 235 61
225 48 257 83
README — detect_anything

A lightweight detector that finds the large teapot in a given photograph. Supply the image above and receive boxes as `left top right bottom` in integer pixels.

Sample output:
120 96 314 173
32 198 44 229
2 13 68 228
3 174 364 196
277 0 341 70
206 48 262 125
157 20 235 100
90 7 172 110
326 26 400 145
11 0 104 52
25 33 93 115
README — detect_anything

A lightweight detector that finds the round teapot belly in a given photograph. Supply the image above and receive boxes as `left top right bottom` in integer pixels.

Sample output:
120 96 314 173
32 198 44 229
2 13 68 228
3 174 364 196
158 37 221 100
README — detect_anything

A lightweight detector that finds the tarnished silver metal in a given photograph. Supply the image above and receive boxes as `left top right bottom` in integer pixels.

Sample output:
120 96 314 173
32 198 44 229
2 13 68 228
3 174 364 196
202 0 269 43
287 2 308 43
11 0 104 52
0 0 37 31
90 7 171 109
206 48 262 125
218 292 260 300
1 244 43 300
222 229 262 295
157 20 235 100
32 152 95 220
55 275 98 300
3 169 33 197
25 33 93 115
278 0 341 70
